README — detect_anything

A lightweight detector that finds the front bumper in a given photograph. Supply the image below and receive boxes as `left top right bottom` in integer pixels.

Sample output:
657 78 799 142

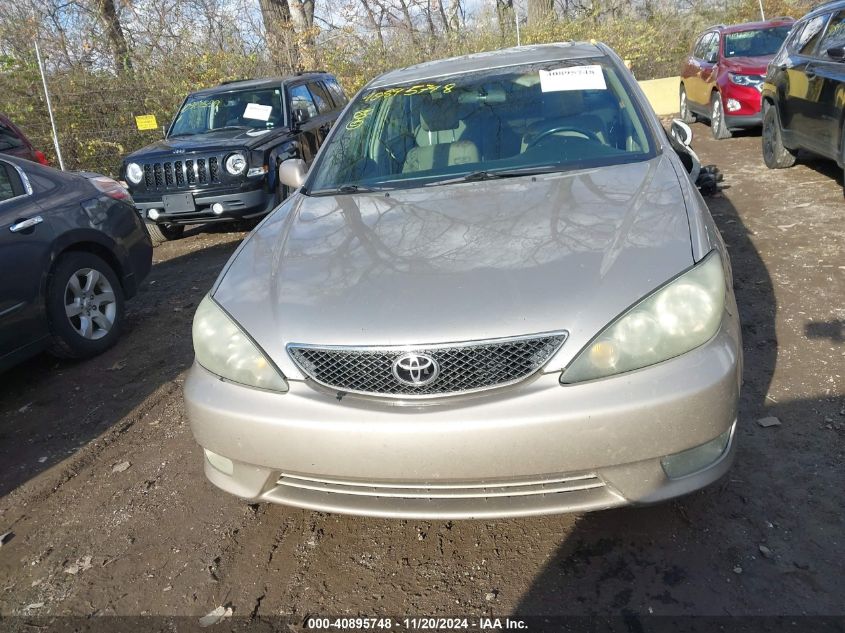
185 322 741 519
725 112 763 129
134 188 274 225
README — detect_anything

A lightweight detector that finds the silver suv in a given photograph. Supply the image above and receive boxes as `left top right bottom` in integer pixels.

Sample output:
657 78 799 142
185 42 741 519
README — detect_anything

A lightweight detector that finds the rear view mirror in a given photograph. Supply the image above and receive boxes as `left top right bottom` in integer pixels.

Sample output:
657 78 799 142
279 158 307 189
670 119 694 147
706 52 718 64
292 108 311 126
827 46 845 61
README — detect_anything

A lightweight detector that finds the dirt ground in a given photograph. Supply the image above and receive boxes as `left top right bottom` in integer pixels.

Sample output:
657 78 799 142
0 125 843 627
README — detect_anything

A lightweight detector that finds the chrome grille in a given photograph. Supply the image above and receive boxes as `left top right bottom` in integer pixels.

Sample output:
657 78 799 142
141 154 223 191
287 332 567 397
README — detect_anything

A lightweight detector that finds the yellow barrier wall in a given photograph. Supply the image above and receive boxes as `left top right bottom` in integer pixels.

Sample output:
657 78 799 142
638 76 681 116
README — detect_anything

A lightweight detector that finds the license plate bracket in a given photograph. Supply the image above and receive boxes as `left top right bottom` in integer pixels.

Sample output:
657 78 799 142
162 193 195 214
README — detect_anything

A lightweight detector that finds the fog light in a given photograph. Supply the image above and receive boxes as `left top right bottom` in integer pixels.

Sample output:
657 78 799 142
204 449 233 476
726 98 741 112
148 208 160 220
661 425 733 479
212 203 224 215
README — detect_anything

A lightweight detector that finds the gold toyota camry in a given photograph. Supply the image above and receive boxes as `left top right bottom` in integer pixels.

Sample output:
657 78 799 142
184 42 742 519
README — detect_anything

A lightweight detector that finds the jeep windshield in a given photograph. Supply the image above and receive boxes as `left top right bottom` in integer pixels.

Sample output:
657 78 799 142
307 59 655 195
724 26 792 58
169 87 284 137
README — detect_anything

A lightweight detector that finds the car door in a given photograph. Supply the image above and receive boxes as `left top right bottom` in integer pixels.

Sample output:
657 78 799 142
698 33 721 106
687 33 712 108
806 10 845 159
0 159 54 360
286 83 322 165
777 12 831 147
307 81 339 145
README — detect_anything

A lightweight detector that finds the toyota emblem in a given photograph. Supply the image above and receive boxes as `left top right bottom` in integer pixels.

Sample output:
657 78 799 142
392 352 439 386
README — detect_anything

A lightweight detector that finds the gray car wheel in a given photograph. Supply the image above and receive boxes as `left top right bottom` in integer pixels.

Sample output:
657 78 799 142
710 93 732 140
679 86 696 124
46 252 125 359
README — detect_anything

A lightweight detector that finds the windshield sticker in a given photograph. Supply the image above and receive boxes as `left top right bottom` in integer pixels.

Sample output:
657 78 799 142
345 107 374 130
363 83 456 103
243 103 273 121
539 65 606 92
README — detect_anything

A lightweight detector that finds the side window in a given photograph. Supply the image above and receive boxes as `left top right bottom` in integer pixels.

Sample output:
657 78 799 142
796 14 829 56
0 122 24 151
324 78 348 107
307 82 332 113
693 34 710 59
288 84 319 120
0 162 23 202
819 11 845 58
705 33 720 61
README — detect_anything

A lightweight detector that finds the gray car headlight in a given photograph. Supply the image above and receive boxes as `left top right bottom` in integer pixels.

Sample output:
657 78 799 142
192 295 288 392
125 162 143 185
224 152 247 175
562 251 725 383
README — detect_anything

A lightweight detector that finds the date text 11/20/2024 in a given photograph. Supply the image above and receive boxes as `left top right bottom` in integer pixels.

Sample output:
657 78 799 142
305 617 529 630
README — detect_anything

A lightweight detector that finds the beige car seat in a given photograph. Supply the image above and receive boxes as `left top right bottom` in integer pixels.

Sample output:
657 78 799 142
403 100 479 173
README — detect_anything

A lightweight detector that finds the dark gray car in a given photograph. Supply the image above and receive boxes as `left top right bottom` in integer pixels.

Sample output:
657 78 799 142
0 155 152 371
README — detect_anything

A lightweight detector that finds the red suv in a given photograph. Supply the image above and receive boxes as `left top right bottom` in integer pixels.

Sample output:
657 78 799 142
680 18 794 139
0 114 49 165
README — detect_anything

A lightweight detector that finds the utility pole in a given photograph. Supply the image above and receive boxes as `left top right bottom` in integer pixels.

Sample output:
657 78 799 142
34 37 65 170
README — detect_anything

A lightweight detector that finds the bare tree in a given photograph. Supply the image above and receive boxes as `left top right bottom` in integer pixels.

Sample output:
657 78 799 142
93 0 133 73
526 0 553 24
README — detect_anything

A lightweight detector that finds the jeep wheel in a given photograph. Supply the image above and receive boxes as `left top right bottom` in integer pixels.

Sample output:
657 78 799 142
710 93 732 140
46 252 125 359
762 104 796 169
679 86 696 124
145 220 185 244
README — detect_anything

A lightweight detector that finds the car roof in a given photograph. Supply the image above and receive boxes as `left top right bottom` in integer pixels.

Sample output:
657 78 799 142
366 42 607 89
189 73 332 97
804 0 845 19
703 18 794 35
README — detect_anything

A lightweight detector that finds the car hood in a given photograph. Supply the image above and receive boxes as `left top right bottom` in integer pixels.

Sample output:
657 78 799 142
126 127 288 160
721 55 772 74
213 154 696 378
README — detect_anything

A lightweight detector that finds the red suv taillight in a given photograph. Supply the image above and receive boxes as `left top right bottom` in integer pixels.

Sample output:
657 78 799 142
34 150 49 166
89 175 132 201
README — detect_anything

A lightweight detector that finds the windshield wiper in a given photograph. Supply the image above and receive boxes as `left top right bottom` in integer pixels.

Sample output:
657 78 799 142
427 165 566 186
309 184 383 196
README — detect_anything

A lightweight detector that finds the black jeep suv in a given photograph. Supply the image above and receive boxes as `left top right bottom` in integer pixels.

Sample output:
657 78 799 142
121 73 347 241
761 1 845 192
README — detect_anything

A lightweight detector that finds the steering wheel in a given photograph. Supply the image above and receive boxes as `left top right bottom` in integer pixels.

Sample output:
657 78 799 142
525 126 602 151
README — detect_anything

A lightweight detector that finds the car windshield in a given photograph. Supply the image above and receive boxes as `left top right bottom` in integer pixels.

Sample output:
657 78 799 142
724 26 792 58
169 87 284 137
307 59 655 194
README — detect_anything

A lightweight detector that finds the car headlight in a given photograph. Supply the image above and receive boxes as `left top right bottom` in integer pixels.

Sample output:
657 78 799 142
125 162 143 185
192 295 288 392
224 152 247 176
728 73 762 87
562 251 725 383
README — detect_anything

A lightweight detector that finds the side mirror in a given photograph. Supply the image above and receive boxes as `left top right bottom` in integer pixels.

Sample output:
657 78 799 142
827 46 845 61
292 107 311 126
279 158 307 189
670 119 694 147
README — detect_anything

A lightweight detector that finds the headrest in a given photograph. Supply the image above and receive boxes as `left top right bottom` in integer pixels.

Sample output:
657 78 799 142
419 98 460 132
544 90 585 118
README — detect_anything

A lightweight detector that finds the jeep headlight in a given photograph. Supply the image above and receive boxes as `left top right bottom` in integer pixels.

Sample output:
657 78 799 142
562 251 725 383
125 162 143 185
192 295 288 392
224 152 247 175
